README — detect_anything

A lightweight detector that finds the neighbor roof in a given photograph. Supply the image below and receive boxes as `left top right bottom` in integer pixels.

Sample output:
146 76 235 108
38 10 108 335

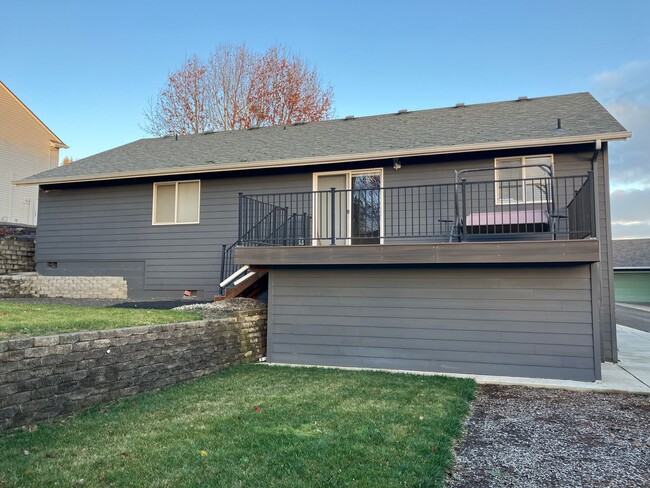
18 92 629 186
613 239 650 269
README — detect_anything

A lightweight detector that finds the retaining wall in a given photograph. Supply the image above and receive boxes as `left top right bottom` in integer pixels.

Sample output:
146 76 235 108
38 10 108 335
0 309 267 430
0 236 35 275
0 274 128 299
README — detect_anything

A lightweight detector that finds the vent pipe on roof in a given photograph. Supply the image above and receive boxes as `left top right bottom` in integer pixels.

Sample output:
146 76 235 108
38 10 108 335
397 109 408 114
454 103 465 108
518 96 528 101
344 115 355 120
557 118 562 129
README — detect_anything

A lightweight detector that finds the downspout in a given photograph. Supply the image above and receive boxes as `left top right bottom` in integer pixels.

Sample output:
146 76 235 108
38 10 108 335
591 139 601 240
600 141 619 362
8 171 14 222
589 140 604 375
591 139 602 168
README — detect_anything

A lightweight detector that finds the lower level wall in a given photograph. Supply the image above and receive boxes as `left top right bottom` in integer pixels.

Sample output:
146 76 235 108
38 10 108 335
267 265 598 381
0 274 128 299
0 309 267 430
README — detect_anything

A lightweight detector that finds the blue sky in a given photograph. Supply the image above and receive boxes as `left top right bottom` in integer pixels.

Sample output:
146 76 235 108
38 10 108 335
2 0 649 236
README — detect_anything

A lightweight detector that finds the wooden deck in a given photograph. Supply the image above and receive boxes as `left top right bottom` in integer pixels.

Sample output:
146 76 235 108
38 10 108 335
235 239 600 266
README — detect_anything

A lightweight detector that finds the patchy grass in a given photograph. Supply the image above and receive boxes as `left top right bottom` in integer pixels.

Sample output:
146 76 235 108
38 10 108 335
0 302 202 339
0 365 475 487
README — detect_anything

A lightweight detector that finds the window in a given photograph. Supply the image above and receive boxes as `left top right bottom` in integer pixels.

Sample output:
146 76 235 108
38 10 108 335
495 155 553 204
153 181 200 224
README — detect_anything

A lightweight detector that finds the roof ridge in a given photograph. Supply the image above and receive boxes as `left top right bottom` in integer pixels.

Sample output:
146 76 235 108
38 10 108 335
143 92 596 141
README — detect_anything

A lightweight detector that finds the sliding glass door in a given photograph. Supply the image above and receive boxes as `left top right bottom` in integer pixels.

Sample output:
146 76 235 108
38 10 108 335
314 170 383 245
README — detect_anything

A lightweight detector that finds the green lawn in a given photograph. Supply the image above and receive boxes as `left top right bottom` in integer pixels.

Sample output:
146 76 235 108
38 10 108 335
0 365 475 487
0 302 202 339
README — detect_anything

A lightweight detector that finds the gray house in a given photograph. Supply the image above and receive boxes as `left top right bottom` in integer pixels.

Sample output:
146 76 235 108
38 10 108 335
19 93 630 382
612 239 650 303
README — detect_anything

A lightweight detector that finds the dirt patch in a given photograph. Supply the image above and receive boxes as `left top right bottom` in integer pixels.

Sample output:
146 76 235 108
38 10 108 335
0 297 209 309
448 384 650 487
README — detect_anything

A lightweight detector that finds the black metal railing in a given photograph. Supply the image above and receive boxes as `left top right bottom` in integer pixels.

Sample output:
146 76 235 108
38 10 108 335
567 172 596 240
218 173 597 290
234 174 595 247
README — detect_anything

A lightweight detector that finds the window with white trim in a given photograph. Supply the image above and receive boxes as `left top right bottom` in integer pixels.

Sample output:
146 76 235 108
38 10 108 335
153 181 200 224
495 155 553 204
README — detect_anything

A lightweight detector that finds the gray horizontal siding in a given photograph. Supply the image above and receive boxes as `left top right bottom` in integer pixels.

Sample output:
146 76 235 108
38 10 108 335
35 144 612 357
37 172 313 297
268 266 597 381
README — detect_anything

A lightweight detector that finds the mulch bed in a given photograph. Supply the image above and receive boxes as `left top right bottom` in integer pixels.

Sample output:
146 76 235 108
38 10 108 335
0 297 209 309
0 224 36 238
448 384 650 487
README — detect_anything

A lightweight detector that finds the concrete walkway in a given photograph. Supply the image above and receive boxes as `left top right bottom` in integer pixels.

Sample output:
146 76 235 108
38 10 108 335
272 325 650 394
464 324 650 394
616 324 650 389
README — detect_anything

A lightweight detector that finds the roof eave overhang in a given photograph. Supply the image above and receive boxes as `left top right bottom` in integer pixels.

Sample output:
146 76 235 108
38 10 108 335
15 131 632 186
49 139 69 150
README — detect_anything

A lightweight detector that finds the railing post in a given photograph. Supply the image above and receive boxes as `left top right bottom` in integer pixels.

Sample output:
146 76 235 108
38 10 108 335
302 212 308 246
238 192 244 243
283 207 289 245
460 179 467 241
588 171 596 238
330 187 336 245
219 244 227 296
291 212 297 244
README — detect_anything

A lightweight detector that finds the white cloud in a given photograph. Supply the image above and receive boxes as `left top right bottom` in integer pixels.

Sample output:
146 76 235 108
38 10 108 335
591 61 650 191
611 189 650 223
591 61 650 237
611 222 650 239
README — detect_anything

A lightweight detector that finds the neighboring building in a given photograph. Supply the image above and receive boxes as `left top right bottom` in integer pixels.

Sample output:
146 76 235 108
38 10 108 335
613 238 650 303
18 93 630 382
0 81 67 225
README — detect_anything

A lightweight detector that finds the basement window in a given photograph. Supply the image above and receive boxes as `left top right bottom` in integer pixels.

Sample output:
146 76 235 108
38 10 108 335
153 181 201 225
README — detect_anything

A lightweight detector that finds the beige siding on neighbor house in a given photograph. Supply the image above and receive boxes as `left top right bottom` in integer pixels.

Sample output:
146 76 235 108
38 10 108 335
0 84 62 225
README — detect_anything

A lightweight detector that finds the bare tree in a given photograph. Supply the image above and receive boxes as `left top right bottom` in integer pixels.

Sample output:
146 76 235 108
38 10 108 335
142 45 334 136
142 55 211 136
206 44 254 130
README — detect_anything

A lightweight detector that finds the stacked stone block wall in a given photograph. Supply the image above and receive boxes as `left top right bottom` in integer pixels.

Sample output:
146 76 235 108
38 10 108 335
0 237 35 275
0 309 267 430
0 274 128 299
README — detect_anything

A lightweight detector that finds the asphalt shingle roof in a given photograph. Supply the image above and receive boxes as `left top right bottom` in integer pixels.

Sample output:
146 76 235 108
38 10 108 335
22 92 629 184
613 239 650 269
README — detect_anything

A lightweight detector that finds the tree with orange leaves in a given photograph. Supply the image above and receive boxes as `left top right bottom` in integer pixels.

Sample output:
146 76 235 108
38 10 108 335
246 46 334 127
142 45 334 136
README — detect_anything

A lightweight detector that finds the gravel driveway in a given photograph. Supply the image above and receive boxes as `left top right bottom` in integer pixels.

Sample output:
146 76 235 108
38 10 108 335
449 385 650 487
